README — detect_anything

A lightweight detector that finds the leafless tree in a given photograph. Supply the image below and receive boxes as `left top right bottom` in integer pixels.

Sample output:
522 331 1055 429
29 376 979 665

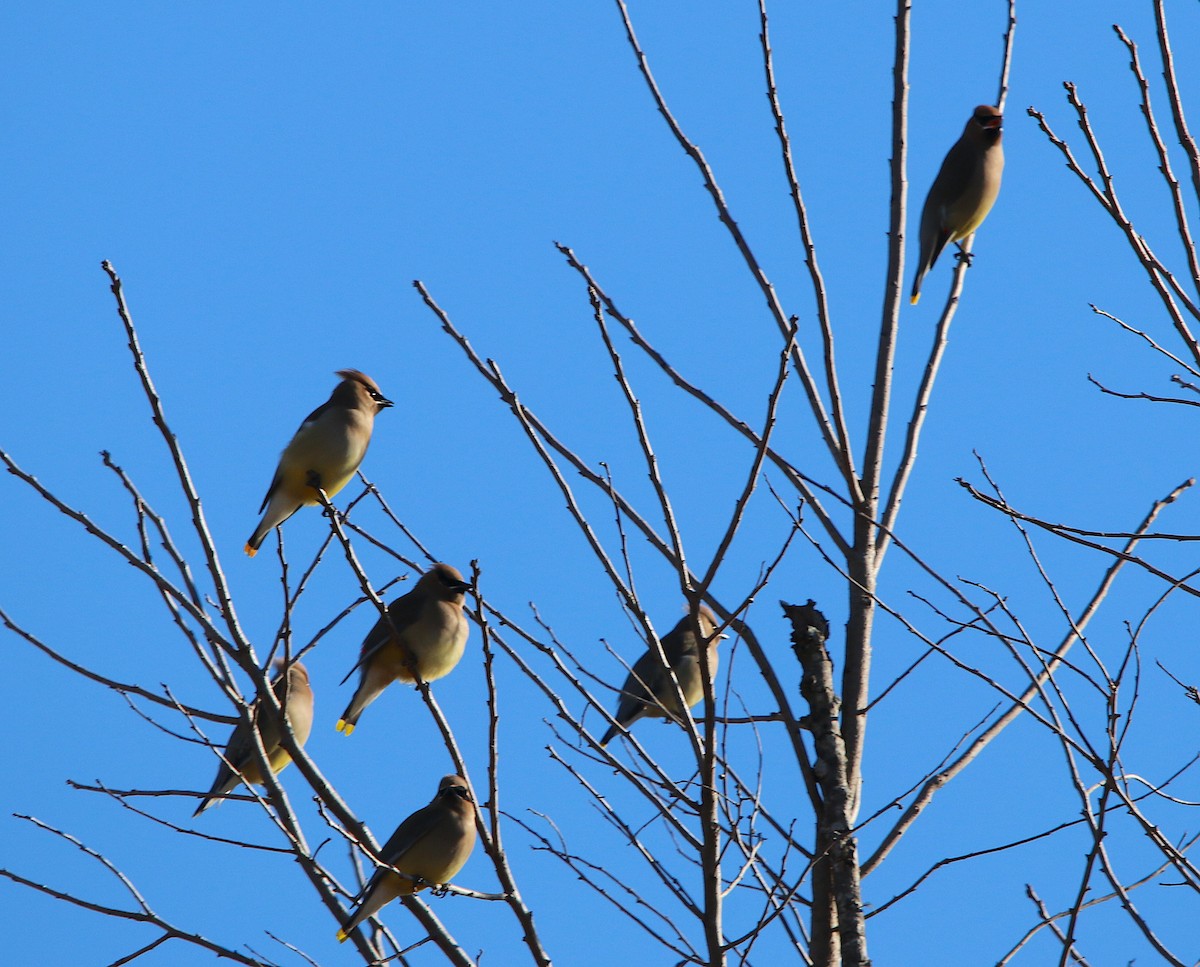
4 2 1200 966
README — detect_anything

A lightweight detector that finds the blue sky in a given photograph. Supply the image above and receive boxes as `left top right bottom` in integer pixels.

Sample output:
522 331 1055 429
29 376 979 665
4 2 1200 964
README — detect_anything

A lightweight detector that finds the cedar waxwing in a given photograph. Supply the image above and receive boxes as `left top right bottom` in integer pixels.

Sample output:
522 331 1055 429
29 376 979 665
336 563 472 735
245 369 393 557
910 105 1005 305
600 605 722 746
336 774 477 943
193 661 314 817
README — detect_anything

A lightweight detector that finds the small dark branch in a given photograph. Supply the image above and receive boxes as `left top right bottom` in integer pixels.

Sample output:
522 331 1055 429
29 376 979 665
118 690 234 741
877 278 959 554
269 528 305 668
855 701 1001 835
3 817 267 965
109 936 174 967
414 280 645 630
1115 20 1200 300
1023 886 1092 967
960 475 1195 542
1053 683 1121 965
395 898 477 967
355 470 440 563
1172 374 1200 395
756 0 854 476
0 606 231 722
0 447 244 702
555 245 848 556
67 779 291 852
1090 304 1200 376
753 0 859 499
998 852 1185 967
295 575 406 665
1157 660 1200 706
1026 105 1113 209
546 746 704 919
863 467 1178 875
507 809 700 961
600 461 639 601
610 0 855 507
870 816 1086 918
970 455 1114 702
783 601 869 967
1086 373 1200 407
100 261 253 656
996 0 1016 110
698 316 797 592
1027 96 1200 352
101 450 205 620
264 931 321 967
1153 0 1200 270
498 607 704 846
863 605 1002 713
582 286 708 767
469 564 553 967
957 477 1200 594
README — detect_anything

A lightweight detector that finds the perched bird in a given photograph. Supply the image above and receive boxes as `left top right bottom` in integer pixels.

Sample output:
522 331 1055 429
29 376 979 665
600 605 723 746
245 369 393 557
336 563 472 735
193 661 314 817
910 105 1005 305
336 774 478 943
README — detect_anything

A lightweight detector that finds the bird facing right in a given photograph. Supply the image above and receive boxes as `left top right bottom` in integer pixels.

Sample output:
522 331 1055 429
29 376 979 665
336 563 472 735
193 661 314 817
244 369 393 557
910 104 1005 305
600 605 722 746
336 774 477 943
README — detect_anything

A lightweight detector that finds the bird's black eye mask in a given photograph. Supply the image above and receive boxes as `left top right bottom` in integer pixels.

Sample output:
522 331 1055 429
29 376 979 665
438 572 471 593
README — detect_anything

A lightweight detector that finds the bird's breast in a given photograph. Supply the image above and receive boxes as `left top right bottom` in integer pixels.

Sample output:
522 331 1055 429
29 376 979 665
402 607 469 681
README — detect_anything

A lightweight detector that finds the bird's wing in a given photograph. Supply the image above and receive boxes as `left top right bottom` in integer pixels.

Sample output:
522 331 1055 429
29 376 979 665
256 467 283 514
376 803 445 869
339 592 422 685
615 650 660 716
338 612 389 686
218 716 256 774
929 139 978 221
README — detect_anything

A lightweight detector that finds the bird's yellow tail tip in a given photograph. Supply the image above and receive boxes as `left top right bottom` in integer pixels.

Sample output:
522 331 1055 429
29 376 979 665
336 929 349 943
336 719 355 736
244 543 258 558
910 293 920 306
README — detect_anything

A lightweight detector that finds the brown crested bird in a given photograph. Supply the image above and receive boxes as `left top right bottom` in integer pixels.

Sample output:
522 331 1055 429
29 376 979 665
336 563 472 735
336 774 477 943
600 605 723 746
245 369 392 556
193 661 314 816
910 104 1005 305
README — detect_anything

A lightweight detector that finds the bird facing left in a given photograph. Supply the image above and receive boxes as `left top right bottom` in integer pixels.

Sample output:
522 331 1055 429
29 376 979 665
245 369 393 557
